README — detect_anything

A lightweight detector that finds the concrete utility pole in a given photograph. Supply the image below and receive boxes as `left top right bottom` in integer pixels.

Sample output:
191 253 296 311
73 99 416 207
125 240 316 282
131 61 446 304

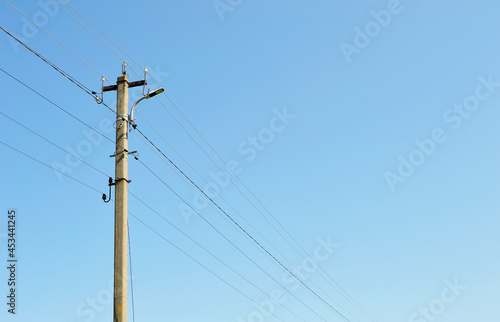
103 69 147 322
113 74 129 322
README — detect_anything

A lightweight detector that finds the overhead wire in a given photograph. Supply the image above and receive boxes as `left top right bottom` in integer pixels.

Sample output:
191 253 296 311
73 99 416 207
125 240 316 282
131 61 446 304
0 27 115 114
0 140 104 194
134 110 308 272
129 192 308 322
3 0 107 82
1 26 96 98
0 67 114 143
49 0 128 65
127 211 289 322
0 139 288 322
62 0 145 73
0 111 297 322
140 44 380 322
133 155 328 322
127 223 136 322
4 3 374 318
137 107 375 321
8 6 345 316
0 73 311 321
143 80 378 321
133 126 351 321
40 6 362 318
0 107 139 320
128 53 377 321
0 111 109 179
142 84 378 321
132 115 360 321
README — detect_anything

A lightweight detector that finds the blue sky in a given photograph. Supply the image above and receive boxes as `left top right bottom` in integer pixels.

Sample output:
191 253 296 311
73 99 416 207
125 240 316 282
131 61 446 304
1 0 499 321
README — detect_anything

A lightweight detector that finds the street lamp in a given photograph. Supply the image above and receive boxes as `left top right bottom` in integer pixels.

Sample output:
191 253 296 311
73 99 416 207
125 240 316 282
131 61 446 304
129 87 164 128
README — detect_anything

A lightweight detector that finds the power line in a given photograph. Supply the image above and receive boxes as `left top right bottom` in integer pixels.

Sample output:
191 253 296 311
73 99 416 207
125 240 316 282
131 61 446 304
1 15 341 318
0 67 115 144
0 81 309 320
141 59 378 322
0 27 115 114
61 0 148 80
133 126 351 321
49 0 127 65
0 140 285 322
1 26 96 98
127 211 289 322
132 114 361 321
129 192 308 322
127 222 136 322
0 111 110 179
0 140 104 194
0 133 293 321
17 3 375 318
3 0 107 81
135 74 377 321
134 110 305 270
50 1 147 85
132 157 328 322
150 93 378 321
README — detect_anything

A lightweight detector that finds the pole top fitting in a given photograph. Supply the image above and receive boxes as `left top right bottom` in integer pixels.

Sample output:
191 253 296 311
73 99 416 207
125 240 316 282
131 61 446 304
117 74 128 83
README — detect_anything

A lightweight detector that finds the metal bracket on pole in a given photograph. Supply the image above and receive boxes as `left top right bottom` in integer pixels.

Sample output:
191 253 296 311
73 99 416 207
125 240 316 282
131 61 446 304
102 175 132 203
102 177 113 203
110 149 137 158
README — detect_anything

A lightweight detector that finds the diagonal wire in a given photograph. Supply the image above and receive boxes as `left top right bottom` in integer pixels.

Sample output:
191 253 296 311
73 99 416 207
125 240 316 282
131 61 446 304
0 67 114 143
12 3 374 317
129 191 308 322
0 111 110 178
132 112 360 321
0 140 104 194
133 157 328 322
3 0 107 81
0 138 288 322
49 0 127 64
61 0 145 73
0 28 115 113
143 67 379 322
127 211 289 322
127 222 136 322
1 70 311 320
133 127 351 321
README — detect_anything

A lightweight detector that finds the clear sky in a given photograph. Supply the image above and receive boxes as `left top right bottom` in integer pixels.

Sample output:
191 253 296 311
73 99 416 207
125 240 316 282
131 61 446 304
1 0 499 321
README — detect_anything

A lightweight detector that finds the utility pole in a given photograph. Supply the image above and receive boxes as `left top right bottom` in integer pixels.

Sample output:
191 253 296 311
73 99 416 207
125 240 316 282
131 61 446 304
113 74 129 322
103 68 146 322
